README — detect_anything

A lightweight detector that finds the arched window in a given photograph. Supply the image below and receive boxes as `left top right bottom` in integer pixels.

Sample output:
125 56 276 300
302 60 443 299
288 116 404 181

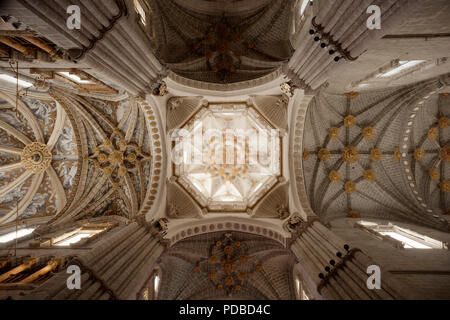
138 270 161 300
294 275 311 300
355 221 448 249
133 0 147 26
0 228 35 243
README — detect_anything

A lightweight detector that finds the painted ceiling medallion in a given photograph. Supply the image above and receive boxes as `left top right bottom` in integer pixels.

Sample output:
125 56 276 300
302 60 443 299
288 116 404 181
342 146 359 163
21 142 52 174
174 103 281 211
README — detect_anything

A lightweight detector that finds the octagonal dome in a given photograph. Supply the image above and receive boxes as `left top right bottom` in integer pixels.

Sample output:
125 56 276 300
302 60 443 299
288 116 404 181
173 103 281 211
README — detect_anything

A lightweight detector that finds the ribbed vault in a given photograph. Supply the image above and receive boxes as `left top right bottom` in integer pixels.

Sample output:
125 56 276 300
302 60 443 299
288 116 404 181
147 0 294 84
157 231 296 300
302 77 449 231
0 91 76 225
46 89 159 226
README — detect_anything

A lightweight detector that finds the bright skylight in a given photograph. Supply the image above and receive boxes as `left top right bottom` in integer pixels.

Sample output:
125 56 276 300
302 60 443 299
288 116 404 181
58 72 93 84
55 230 102 246
358 221 446 249
379 231 432 249
0 228 35 243
378 60 425 78
174 103 281 211
300 0 309 15
134 0 146 25
154 275 160 292
0 74 33 88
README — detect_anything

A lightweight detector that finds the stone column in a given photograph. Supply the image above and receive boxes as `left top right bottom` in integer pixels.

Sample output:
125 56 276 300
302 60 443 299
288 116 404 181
289 219 402 300
23 218 167 300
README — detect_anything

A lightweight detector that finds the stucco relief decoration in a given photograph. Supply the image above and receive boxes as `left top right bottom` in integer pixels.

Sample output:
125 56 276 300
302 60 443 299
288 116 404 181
21 142 52 174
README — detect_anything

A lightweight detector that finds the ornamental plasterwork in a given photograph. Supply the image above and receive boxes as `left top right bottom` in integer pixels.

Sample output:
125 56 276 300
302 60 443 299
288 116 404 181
45 91 161 223
0 93 76 225
21 142 52 174
173 102 281 212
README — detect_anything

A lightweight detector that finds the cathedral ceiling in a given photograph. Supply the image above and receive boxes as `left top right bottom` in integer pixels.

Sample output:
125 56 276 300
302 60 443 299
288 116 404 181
147 0 294 84
0 92 76 224
302 78 449 230
165 95 289 219
0 87 162 228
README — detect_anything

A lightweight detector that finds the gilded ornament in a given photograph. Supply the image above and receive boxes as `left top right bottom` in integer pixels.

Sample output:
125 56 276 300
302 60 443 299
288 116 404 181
224 245 234 255
440 146 450 162
363 170 376 182
118 166 128 177
102 166 113 176
318 148 330 161
413 148 424 161
362 126 375 139
429 168 440 181
303 149 310 160
344 181 356 194
345 92 359 99
342 146 359 163
109 150 124 165
225 276 234 286
126 153 137 163
427 127 438 140
208 272 217 280
209 255 218 264
103 140 113 150
347 210 360 218
98 153 108 163
118 140 127 151
328 127 339 139
441 181 449 192
394 147 401 162
344 115 356 128
238 272 247 280
21 142 52 174
329 170 340 182
370 149 382 162
438 117 448 129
